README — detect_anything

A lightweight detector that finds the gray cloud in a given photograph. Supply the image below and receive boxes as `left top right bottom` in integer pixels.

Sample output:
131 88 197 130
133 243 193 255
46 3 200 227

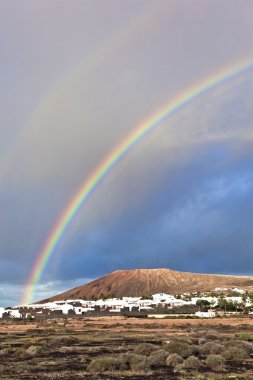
1 1 253 305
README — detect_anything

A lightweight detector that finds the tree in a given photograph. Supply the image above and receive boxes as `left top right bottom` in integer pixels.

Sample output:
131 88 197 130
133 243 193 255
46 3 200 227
140 295 153 300
218 297 227 312
196 300 210 311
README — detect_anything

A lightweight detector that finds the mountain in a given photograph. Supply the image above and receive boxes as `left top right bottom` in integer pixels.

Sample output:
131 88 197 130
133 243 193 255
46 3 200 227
42 268 253 302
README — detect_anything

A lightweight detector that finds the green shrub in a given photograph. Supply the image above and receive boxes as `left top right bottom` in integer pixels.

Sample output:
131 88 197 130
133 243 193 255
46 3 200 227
235 332 253 341
235 340 253 354
58 336 79 345
133 343 158 356
205 355 226 371
88 357 127 372
205 332 218 341
191 344 201 356
182 356 202 370
14 348 30 360
222 347 249 360
129 354 151 372
149 350 168 366
227 339 253 354
202 342 225 355
166 353 183 367
119 352 134 365
14 345 42 359
164 341 192 358
44 336 79 348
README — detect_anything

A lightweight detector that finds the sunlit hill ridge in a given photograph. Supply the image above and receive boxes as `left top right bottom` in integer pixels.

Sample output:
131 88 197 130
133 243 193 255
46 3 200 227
42 268 253 302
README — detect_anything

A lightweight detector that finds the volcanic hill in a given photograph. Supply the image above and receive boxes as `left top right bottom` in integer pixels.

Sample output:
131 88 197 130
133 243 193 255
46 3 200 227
43 268 253 302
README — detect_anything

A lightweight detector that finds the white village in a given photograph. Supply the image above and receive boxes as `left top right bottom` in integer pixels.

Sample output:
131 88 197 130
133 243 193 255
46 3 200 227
1 287 252 320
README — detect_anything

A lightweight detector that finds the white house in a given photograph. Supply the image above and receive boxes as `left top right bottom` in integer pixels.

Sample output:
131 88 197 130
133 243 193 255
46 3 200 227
195 311 215 318
232 288 245 294
74 306 94 314
0 307 5 318
137 299 155 310
50 303 74 315
4 309 22 318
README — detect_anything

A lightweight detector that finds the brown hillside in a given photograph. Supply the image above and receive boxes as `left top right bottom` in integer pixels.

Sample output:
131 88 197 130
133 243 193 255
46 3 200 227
42 268 253 302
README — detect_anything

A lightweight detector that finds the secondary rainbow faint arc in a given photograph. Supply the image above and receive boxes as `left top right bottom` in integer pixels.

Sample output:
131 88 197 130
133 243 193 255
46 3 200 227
23 59 253 304
0 0 157 182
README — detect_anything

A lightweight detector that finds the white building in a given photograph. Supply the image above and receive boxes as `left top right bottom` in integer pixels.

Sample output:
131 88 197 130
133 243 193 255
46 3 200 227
0 307 5 318
195 311 216 318
232 288 245 294
4 309 22 318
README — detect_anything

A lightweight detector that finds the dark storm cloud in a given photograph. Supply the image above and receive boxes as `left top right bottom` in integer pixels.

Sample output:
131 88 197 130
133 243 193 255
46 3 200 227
52 142 253 281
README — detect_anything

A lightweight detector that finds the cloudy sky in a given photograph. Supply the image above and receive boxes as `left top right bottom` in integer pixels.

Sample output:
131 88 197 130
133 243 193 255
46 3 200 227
1 0 253 306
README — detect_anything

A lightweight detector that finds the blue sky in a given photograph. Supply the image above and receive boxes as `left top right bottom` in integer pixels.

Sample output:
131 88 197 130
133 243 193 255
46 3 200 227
1 0 253 305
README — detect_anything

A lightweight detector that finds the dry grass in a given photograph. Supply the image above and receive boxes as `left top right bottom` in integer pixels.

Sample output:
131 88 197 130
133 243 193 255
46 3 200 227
0 316 253 379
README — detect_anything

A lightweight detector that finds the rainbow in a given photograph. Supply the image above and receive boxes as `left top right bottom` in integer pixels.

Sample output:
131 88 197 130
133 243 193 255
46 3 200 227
23 59 253 304
0 1 158 183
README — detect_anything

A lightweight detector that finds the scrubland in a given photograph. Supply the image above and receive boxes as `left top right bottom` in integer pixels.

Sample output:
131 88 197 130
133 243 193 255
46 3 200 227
0 316 253 379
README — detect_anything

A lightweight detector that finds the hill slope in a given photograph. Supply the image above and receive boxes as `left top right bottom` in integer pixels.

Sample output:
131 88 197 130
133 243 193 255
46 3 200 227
43 268 253 302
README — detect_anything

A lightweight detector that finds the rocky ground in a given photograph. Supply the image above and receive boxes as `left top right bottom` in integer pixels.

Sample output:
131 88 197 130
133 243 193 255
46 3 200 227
0 316 253 379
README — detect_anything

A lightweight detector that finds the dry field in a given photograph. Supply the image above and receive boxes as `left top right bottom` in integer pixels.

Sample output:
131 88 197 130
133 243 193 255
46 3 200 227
1 316 253 379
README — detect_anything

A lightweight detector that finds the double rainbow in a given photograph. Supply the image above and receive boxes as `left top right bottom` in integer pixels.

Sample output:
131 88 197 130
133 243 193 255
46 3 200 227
23 59 253 304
